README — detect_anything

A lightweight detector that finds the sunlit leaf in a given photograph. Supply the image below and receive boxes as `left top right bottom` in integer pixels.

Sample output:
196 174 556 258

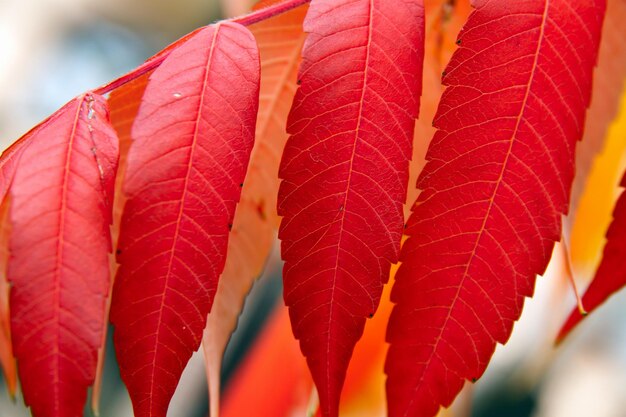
0 197 16 398
278 1 425 415
110 23 260 417
9 94 118 417
386 1 605 416
202 4 307 416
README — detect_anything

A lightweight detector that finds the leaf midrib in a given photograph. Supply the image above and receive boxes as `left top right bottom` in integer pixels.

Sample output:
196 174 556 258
53 97 83 415
323 0 375 406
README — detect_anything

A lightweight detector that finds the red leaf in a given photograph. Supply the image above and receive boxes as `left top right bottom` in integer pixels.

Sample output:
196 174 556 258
110 23 259 417
108 73 152 244
8 94 119 417
0 121 38 199
202 4 307 415
277 1 425 415
0 90 76 402
0 197 17 398
85 72 153 416
558 171 626 341
385 1 605 416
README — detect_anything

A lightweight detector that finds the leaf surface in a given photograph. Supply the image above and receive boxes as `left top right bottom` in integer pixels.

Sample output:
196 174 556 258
277 1 425 415
86 72 152 415
570 97 626 274
570 0 626 211
110 23 259 417
0 197 16 397
0 121 38 199
202 4 306 416
558 170 626 340
9 94 118 417
340 1 472 407
568 0 626 273
0 96 83 400
406 0 472 217
385 1 605 416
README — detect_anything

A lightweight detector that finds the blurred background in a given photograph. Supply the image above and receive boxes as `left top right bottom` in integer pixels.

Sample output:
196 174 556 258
1 0 626 416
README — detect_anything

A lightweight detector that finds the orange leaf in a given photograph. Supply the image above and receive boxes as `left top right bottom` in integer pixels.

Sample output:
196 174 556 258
406 0 472 215
87 72 153 416
569 0 626 213
221 303 313 417
108 73 152 246
567 0 626 274
201 4 307 416
570 97 626 274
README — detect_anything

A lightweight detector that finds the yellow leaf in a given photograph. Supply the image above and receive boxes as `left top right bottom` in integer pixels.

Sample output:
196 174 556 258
567 0 626 260
570 0 626 210
570 95 626 275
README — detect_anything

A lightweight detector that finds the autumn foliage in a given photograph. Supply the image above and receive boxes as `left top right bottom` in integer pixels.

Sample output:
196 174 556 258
0 0 624 416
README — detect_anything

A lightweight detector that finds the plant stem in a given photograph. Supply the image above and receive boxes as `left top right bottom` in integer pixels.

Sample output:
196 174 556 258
92 58 161 97
93 0 310 96
233 0 310 26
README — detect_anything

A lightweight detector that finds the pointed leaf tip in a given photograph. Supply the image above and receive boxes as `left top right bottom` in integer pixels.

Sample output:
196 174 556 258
558 171 626 342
